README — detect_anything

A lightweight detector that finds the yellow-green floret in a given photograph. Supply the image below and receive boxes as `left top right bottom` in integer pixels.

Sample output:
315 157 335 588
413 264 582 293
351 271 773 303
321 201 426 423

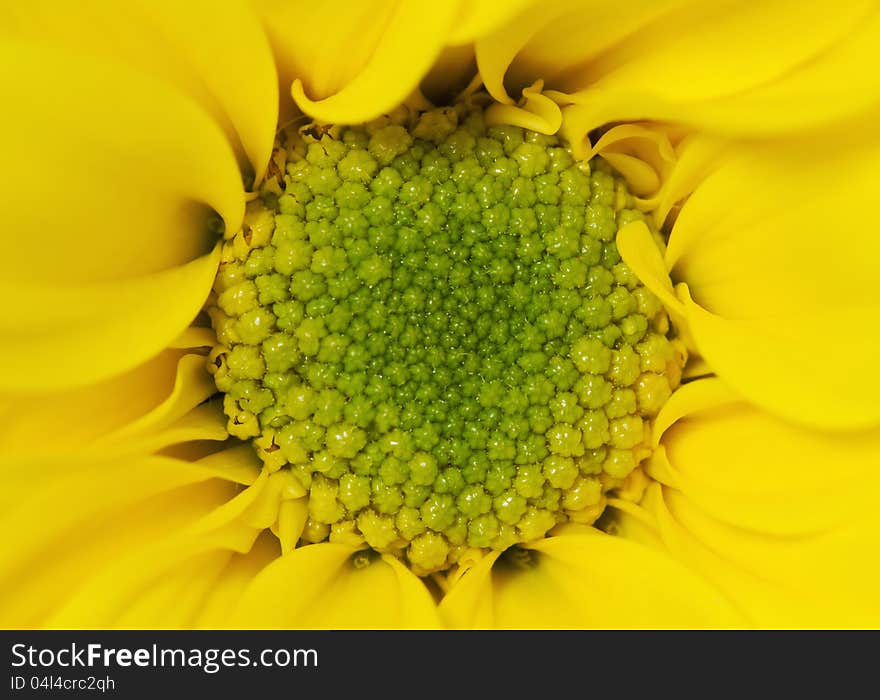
207 104 684 574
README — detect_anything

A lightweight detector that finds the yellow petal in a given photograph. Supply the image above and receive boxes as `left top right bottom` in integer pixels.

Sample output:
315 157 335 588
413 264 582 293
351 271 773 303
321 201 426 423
666 138 880 318
0 247 221 394
586 123 677 197
43 481 272 629
643 133 726 228
230 544 440 629
1 0 276 181
485 80 562 134
420 44 478 105
195 533 282 628
646 483 880 628
2 41 243 284
0 454 239 628
448 0 537 44
0 446 279 628
678 291 880 430
275 499 310 555
193 444 264 487
437 551 502 628
440 531 743 628
255 0 461 124
170 325 217 350
650 378 740 449
1 37 247 391
47 548 235 629
114 405 228 464
615 221 685 322
619 129 880 430
651 383 880 535
0 350 210 462
533 2 879 139
476 0 679 106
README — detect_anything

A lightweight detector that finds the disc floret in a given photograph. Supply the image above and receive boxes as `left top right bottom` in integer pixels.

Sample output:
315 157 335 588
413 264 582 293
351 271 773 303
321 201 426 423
208 104 684 574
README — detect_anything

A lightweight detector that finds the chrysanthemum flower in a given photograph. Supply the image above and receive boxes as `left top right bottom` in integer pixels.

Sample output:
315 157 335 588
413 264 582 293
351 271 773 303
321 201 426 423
3 0 879 629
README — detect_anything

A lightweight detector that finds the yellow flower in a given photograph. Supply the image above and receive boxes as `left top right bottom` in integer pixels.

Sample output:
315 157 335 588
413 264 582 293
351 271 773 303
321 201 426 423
2 0 879 629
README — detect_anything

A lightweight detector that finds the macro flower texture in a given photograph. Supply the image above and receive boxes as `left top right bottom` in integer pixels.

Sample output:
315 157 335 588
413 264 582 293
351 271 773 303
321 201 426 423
3 0 880 630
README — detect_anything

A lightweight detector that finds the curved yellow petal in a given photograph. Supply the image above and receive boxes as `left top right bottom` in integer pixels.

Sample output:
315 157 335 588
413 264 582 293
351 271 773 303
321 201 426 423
101 355 215 443
43 508 269 630
1 0 277 181
420 44 478 105
41 476 277 629
1 38 246 391
1 41 242 285
193 445 264 487
586 123 677 198
650 378 741 449
0 350 208 462
616 221 684 321
527 1 879 139
485 80 562 134
0 247 221 394
275 499 310 555
619 133 880 430
448 0 537 44
196 533 281 628
646 484 880 628
47 548 235 630
440 532 743 628
0 454 239 628
255 0 461 125
642 133 726 228
122 404 229 462
666 138 880 318
171 325 217 350
678 290 880 431
650 385 880 535
229 543 440 629
475 0 680 106
437 550 502 628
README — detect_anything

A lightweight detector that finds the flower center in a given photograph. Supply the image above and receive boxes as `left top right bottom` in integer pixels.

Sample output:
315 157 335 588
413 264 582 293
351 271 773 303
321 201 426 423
207 104 683 574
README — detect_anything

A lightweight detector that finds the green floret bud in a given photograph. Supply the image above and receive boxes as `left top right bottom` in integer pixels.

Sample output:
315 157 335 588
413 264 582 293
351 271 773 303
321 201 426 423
542 455 579 490
407 531 450 574
325 423 367 459
308 475 343 524
218 280 258 317
547 423 584 457
563 476 602 511
207 104 685 574
225 344 265 380
609 415 645 449
357 509 399 550
636 372 673 415
603 448 637 478
338 472 371 511
420 493 457 531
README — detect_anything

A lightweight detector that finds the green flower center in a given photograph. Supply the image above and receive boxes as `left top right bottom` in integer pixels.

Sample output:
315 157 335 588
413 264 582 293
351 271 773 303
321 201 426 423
207 104 683 574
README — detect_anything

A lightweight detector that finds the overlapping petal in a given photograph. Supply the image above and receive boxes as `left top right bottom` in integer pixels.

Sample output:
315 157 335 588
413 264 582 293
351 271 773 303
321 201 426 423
439 529 743 628
474 0 880 148
255 0 463 125
619 132 880 430
0 40 248 392
1 0 878 634
617 379 880 628
0 336 225 464
1 0 277 181
0 452 242 628
229 543 441 629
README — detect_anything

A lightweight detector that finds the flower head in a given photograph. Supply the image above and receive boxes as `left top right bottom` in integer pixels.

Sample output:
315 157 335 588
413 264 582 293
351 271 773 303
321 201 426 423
2 0 879 629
